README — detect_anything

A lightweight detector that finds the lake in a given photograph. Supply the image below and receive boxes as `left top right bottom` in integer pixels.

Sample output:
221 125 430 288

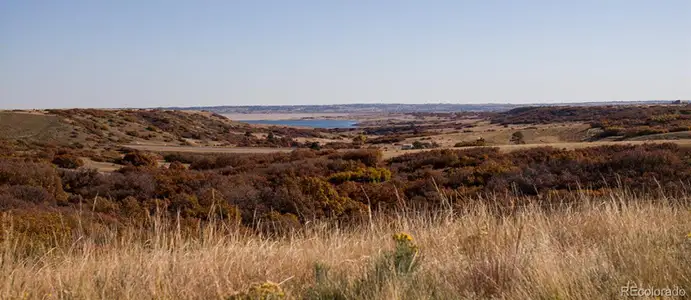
242 119 358 129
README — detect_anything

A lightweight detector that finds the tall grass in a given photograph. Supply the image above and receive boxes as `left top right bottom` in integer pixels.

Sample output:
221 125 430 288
1 191 690 299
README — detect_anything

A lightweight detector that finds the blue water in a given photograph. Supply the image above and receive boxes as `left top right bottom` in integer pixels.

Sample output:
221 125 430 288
243 119 358 129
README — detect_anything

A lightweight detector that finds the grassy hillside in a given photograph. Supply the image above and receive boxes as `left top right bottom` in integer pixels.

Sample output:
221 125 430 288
0 112 73 142
0 109 329 164
492 104 691 141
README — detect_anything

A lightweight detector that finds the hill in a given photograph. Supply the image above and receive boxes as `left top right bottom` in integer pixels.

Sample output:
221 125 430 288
0 109 326 163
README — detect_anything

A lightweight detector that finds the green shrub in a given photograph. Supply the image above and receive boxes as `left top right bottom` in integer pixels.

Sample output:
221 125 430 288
227 281 285 300
510 131 525 144
329 167 392 184
306 232 420 299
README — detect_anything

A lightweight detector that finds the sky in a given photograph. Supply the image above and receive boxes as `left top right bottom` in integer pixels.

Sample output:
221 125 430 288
1 0 690 109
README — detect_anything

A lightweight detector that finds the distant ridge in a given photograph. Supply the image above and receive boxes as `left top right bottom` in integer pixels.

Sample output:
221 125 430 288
162 100 685 114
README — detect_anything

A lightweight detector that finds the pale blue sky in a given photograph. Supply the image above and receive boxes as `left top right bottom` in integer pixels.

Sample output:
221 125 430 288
1 0 689 109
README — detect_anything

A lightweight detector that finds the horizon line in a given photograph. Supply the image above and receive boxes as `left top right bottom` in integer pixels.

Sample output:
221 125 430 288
2 99 687 111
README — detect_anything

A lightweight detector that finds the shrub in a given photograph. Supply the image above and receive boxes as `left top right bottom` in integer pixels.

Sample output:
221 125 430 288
412 140 439 149
309 142 321 150
454 138 486 147
510 131 525 144
168 161 187 170
391 232 420 274
119 151 158 167
227 281 285 300
260 211 301 234
52 154 84 169
0 158 67 205
352 134 367 145
329 167 392 184
336 149 382 167
306 232 420 299
3 185 55 205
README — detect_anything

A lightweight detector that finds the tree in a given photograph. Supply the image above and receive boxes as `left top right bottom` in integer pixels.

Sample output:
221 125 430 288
511 131 526 144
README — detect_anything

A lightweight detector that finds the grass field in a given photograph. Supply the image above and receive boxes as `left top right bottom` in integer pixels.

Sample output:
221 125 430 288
1 191 689 299
0 112 71 142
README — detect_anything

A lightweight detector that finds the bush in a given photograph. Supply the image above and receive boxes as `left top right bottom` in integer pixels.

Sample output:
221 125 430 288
119 151 158 167
510 131 525 144
306 232 420 299
168 161 187 170
334 149 382 167
0 158 67 205
412 140 439 149
52 154 84 169
454 138 486 147
309 142 321 150
329 167 392 184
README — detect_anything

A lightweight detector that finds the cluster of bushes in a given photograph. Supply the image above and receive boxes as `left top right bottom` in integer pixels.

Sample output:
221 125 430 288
493 105 691 125
0 158 68 209
389 143 691 201
116 150 158 167
492 105 691 140
1 143 689 238
361 122 475 138
366 132 437 144
595 126 671 139
51 153 84 169
235 131 300 148
454 138 486 148
412 140 440 149
45 109 324 150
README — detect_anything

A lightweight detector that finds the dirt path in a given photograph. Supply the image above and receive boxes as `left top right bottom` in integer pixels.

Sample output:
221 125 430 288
81 158 122 172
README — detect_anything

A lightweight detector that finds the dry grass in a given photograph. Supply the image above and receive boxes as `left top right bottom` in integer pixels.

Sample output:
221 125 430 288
0 112 72 142
1 192 690 299
405 122 591 147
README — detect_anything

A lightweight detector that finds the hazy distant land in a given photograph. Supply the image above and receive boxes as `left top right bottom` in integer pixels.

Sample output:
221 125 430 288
164 100 685 115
